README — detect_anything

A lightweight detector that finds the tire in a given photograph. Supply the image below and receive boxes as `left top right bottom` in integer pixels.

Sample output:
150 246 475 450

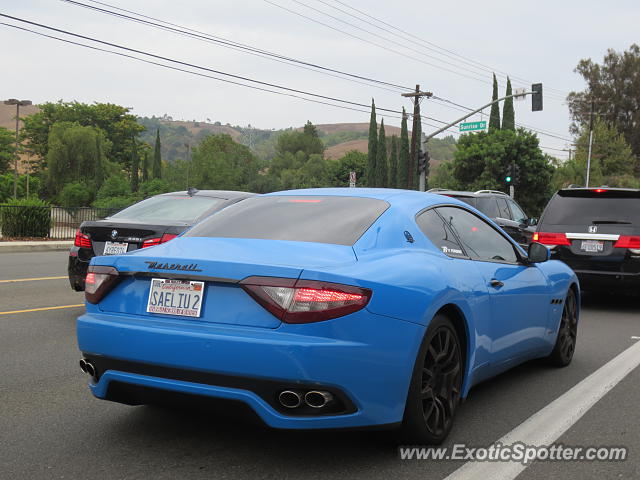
546 288 578 367
399 314 463 444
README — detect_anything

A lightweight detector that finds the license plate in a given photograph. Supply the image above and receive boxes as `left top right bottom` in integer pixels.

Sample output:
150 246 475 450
103 241 128 255
580 240 604 253
146 278 204 317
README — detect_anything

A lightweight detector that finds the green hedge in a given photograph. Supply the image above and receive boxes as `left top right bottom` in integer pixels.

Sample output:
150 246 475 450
0 198 52 238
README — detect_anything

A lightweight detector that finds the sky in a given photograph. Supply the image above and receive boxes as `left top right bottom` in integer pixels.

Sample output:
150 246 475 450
1 0 639 159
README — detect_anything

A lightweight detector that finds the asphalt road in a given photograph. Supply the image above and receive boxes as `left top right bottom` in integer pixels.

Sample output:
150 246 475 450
1 251 638 479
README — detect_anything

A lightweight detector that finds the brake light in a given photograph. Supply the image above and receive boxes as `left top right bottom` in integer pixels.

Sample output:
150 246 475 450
85 265 120 304
614 236 640 249
142 233 178 248
592 188 608 193
533 232 571 246
74 229 92 248
240 277 372 324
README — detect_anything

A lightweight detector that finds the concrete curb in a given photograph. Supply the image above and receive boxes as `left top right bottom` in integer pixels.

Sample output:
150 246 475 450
0 241 73 253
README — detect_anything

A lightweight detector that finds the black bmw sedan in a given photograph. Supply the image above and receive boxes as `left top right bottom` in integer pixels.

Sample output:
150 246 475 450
68 189 255 290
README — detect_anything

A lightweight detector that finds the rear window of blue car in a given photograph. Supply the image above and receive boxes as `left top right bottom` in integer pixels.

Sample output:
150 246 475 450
184 196 390 246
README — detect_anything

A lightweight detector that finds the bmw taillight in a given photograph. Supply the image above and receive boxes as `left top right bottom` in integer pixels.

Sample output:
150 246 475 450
614 236 640 250
240 276 372 324
74 229 92 248
85 265 120 304
532 232 571 246
142 233 179 248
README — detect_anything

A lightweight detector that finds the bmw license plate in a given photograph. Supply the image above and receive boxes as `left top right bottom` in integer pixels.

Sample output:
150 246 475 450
580 240 604 253
103 241 128 255
146 278 204 317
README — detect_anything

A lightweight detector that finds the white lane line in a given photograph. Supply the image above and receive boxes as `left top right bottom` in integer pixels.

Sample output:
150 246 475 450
445 340 640 480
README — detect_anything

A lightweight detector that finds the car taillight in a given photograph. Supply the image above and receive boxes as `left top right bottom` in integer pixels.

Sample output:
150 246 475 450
142 233 179 248
532 232 571 246
614 235 640 249
85 265 120 304
74 229 92 248
240 276 372 324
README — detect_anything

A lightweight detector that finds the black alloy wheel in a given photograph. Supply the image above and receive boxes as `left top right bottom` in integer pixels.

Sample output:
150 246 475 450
401 315 463 444
547 288 578 366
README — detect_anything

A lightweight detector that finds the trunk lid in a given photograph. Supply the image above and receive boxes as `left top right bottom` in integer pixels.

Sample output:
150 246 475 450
94 237 358 328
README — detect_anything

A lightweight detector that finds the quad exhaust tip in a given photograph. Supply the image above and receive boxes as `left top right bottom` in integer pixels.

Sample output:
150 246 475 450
278 390 302 409
304 390 333 408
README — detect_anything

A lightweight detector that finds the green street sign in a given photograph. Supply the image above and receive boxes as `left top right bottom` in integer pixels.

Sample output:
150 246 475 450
459 121 487 132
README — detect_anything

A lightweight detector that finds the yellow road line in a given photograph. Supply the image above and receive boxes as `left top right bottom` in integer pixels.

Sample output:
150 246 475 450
0 304 84 315
0 275 67 284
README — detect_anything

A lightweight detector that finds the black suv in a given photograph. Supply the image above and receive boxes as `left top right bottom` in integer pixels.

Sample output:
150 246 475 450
427 189 537 246
535 187 640 292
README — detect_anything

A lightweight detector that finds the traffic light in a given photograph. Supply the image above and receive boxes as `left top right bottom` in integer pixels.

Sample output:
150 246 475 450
504 165 514 185
418 150 429 174
532 83 543 112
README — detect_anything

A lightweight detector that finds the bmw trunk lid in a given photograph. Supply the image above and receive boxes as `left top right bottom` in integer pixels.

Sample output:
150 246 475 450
93 237 358 328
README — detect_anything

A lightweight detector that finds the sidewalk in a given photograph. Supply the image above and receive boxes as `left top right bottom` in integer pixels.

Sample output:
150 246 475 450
0 240 73 253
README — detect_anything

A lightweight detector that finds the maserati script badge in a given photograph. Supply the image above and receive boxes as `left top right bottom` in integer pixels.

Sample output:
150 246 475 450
145 261 202 272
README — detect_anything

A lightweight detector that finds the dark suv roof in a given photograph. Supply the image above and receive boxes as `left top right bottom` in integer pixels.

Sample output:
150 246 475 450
161 190 256 200
426 189 510 198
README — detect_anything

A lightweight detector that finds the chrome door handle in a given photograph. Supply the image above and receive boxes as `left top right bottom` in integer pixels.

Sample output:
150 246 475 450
490 279 504 288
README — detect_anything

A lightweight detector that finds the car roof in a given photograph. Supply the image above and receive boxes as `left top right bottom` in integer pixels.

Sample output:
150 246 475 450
160 190 256 200
559 187 640 194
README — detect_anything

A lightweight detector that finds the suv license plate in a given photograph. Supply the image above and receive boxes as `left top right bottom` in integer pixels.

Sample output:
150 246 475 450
103 241 128 255
147 278 204 317
580 240 604 253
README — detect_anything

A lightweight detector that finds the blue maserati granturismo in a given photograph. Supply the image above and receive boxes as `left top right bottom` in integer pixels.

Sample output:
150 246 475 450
77 188 579 443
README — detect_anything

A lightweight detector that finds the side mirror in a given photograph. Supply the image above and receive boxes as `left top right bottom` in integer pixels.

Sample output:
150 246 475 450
527 218 538 226
528 242 550 263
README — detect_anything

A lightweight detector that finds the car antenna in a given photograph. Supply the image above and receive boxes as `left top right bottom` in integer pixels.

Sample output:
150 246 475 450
187 187 199 197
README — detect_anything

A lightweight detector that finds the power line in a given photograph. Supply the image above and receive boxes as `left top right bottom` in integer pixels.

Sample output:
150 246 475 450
0 15 460 136
324 0 570 98
59 0 412 93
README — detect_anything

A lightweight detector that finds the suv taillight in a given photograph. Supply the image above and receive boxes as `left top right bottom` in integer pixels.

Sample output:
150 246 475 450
74 229 92 248
532 232 571 246
240 276 371 324
142 233 179 248
614 235 640 249
85 265 120 304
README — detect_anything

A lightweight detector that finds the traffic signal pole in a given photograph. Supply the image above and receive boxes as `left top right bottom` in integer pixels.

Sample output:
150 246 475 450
401 85 432 189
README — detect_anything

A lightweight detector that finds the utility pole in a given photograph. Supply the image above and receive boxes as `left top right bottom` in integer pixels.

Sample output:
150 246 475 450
4 99 32 198
585 98 595 187
401 85 432 189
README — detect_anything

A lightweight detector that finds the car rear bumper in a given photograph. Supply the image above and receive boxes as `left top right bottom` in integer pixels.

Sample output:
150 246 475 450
77 310 425 429
574 269 640 292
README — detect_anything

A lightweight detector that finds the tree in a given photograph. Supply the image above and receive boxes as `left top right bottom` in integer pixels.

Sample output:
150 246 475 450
388 135 399 189
398 108 410 188
567 44 640 164
303 120 319 138
502 77 515 131
21 101 144 170
152 129 162 179
366 99 377 187
375 119 387 187
275 128 324 158
45 122 111 201
130 145 139 192
327 150 366 187
0 126 15 174
489 73 501 133
451 129 553 215
552 119 638 189
141 147 150 183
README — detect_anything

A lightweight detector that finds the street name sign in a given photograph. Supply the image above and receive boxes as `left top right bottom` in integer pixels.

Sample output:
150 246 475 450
459 121 487 132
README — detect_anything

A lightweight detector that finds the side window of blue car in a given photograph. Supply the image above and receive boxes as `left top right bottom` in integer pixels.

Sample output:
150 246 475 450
435 207 518 264
416 209 467 258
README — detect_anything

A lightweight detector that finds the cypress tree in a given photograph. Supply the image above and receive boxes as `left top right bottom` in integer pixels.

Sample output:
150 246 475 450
413 115 422 190
366 99 378 187
489 73 501 133
388 135 398 189
131 146 139 192
152 129 162 179
398 108 410 189
375 119 387 187
94 135 104 189
141 149 149 183
502 76 515 131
